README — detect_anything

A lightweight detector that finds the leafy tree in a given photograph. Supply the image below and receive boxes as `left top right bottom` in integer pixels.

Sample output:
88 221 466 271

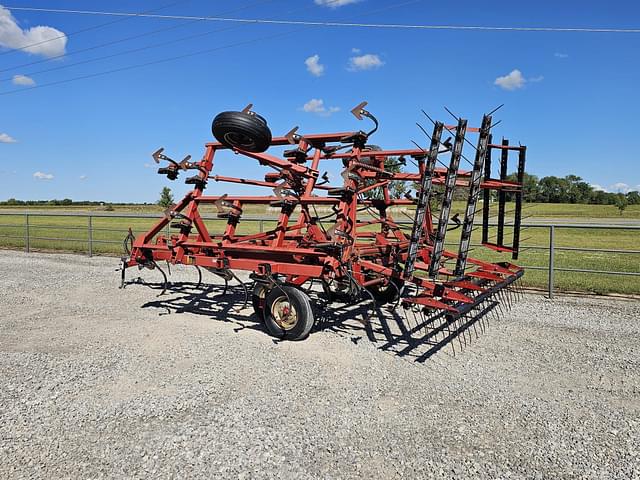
626 191 640 205
614 194 628 215
537 176 568 203
360 156 406 200
506 172 539 201
157 187 174 208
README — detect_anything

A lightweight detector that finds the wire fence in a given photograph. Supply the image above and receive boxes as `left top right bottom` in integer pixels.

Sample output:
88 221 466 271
0 211 639 297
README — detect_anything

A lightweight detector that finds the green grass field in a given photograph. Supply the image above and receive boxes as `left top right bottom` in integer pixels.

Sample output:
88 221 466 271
0 203 638 295
2 201 640 218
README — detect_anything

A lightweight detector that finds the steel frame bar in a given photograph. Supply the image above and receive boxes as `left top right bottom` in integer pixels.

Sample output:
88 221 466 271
497 138 509 247
512 146 526 260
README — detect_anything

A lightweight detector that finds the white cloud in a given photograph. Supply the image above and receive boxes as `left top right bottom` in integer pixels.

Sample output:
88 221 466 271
0 5 67 58
79 175 88 181
12 74 35 86
315 0 361 8
301 98 340 116
554 52 569 58
590 184 607 192
348 53 384 71
610 182 631 193
0 132 17 143
529 75 544 83
494 69 526 90
351 47 361 54
33 171 54 180
304 54 324 77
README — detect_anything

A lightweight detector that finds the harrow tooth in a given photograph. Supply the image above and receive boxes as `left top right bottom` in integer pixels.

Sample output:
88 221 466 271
506 286 514 310
419 311 428 339
517 279 525 300
471 311 479 339
456 317 465 349
477 302 486 334
496 290 507 315
466 314 475 343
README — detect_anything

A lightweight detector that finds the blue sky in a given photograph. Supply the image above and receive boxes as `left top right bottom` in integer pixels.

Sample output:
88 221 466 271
1 0 639 203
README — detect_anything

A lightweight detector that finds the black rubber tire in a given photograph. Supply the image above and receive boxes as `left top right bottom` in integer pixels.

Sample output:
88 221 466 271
252 283 267 319
345 144 382 167
367 277 404 304
263 286 314 341
212 111 272 153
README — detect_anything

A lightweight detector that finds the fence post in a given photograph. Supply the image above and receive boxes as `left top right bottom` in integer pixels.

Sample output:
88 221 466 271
24 212 30 253
88 214 93 257
259 220 264 232
548 225 555 298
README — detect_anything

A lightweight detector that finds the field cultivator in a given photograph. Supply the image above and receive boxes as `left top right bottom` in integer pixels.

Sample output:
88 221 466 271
121 102 527 351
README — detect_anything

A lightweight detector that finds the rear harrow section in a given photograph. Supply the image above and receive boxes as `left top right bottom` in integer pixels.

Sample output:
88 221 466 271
121 103 527 353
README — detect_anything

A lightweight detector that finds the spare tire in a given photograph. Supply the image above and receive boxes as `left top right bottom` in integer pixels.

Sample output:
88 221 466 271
212 110 272 153
344 144 383 167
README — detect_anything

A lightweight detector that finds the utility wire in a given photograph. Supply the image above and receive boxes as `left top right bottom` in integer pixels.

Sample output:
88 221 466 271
0 1 191 57
5 6 640 33
0 0 277 75
1 0 278 81
2 0 340 80
0 0 419 96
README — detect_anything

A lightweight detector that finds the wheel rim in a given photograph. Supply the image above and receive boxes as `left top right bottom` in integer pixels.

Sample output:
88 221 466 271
224 131 256 150
270 295 298 331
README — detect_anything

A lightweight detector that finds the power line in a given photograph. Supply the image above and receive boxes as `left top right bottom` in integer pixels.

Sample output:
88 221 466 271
0 1 191 57
0 0 417 96
0 0 277 79
5 6 640 33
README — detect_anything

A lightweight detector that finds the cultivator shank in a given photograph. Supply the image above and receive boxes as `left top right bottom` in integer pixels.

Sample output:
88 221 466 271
122 103 527 350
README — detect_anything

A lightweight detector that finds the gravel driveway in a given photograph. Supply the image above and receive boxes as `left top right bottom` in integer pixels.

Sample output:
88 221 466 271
1 251 638 479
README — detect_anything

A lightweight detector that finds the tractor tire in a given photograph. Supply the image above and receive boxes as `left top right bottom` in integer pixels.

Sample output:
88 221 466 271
367 277 404 304
252 283 268 318
212 110 272 153
263 286 314 341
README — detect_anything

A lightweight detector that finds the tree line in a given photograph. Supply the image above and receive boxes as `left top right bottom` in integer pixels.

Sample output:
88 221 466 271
2 173 638 209
509 173 639 206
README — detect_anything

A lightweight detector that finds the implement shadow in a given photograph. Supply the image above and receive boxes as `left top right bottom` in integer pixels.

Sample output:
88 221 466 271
127 277 501 361
314 296 501 363
132 279 267 336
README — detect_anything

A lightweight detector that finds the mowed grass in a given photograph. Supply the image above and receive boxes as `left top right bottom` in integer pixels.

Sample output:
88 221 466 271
0 203 638 295
2 201 640 218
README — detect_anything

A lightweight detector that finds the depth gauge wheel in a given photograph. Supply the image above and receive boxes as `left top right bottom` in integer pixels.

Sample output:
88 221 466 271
212 110 272 153
263 286 314 341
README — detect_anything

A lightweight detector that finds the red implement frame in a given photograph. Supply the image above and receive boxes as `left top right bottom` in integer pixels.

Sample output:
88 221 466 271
122 104 526 344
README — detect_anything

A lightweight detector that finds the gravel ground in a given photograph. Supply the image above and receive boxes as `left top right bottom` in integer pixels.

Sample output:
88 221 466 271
0 251 639 479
